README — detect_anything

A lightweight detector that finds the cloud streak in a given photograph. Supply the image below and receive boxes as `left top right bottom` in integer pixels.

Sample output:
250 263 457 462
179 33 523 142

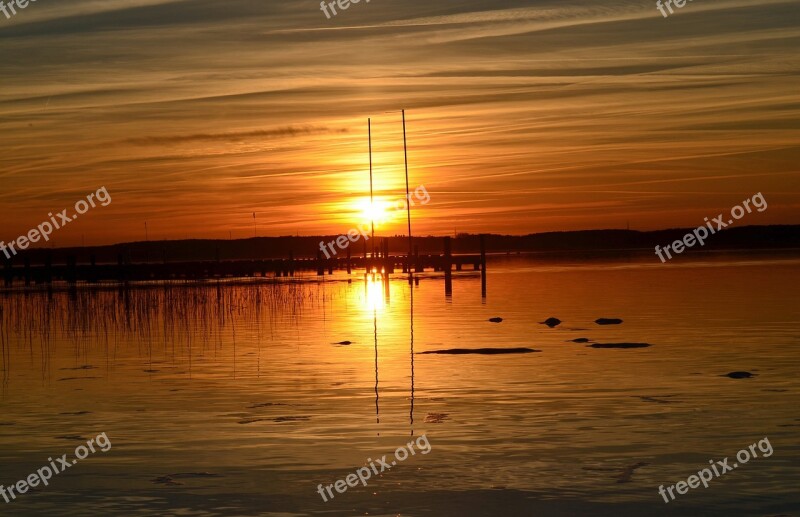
0 0 798 245
124 126 347 145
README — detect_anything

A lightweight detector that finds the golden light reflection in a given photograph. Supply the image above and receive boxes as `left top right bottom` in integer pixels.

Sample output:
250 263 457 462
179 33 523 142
363 273 387 313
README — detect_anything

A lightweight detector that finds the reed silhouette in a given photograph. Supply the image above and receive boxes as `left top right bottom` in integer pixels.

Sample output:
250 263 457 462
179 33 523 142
0 282 316 385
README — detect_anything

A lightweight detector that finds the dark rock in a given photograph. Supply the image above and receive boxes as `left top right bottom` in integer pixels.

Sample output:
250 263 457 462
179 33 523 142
595 318 623 325
617 462 649 483
333 341 353 345
635 396 677 404
273 415 311 423
238 418 270 425
425 413 449 423
419 347 540 355
589 343 651 349
541 317 562 327
724 371 756 379
488 317 503 323
152 476 183 486
569 338 591 343
247 402 290 408
152 472 219 486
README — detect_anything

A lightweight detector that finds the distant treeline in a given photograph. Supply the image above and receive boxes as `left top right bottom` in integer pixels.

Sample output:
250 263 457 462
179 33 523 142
9 225 800 265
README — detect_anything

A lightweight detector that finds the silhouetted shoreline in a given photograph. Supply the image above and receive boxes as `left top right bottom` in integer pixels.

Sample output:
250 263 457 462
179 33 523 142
7 225 800 265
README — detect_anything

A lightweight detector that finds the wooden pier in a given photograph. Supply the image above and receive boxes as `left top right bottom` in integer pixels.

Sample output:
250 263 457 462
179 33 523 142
2 236 487 293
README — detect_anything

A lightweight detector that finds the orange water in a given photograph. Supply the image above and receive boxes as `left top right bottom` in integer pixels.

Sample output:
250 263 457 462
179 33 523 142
1 254 798 516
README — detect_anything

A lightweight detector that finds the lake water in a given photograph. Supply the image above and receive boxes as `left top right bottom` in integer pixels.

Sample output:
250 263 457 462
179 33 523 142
1 253 799 516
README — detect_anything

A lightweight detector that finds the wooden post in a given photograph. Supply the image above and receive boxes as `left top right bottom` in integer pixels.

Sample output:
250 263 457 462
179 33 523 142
384 239 393 274
316 251 324 276
480 234 487 298
444 236 452 296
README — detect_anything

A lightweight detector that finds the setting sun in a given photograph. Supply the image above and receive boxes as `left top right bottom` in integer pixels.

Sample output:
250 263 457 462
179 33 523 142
355 197 395 228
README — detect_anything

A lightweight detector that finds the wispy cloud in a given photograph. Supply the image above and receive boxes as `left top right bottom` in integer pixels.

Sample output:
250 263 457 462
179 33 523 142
0 0 797 244
124 126 347 145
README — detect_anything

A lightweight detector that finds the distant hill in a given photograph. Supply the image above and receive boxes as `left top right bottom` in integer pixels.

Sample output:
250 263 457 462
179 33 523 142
7 225 800 265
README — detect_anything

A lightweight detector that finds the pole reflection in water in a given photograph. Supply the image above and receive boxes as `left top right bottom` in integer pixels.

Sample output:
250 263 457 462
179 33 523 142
364 271 416 435
409 276 415 435
373 305 379 429
365 272 384 432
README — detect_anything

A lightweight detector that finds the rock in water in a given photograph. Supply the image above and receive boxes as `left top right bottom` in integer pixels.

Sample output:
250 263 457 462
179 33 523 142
419 347 539 355
617 462 649 483
569 338 591 343
724 371 756 379
488 317 503 323
541 317 562 327
595 318 623 325
424 413 449 423
333 341 353 345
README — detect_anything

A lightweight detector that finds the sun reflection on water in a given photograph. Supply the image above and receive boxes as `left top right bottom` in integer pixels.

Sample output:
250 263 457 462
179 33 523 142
363 272 387 313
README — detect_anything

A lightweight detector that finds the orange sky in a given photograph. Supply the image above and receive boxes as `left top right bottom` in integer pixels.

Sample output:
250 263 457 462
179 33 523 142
1 0 798 247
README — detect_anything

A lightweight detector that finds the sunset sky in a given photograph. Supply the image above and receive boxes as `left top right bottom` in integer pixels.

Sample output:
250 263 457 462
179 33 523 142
1 0 798 246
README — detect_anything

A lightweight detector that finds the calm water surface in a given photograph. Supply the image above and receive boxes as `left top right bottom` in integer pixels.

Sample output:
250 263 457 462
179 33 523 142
1 254 799 516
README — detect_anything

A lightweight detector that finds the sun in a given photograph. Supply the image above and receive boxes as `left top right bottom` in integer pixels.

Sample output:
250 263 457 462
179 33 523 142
355 197 393 227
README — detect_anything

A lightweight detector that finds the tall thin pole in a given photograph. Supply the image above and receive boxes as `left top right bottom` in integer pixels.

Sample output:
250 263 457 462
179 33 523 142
402 110 412 270
368 118 375 257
